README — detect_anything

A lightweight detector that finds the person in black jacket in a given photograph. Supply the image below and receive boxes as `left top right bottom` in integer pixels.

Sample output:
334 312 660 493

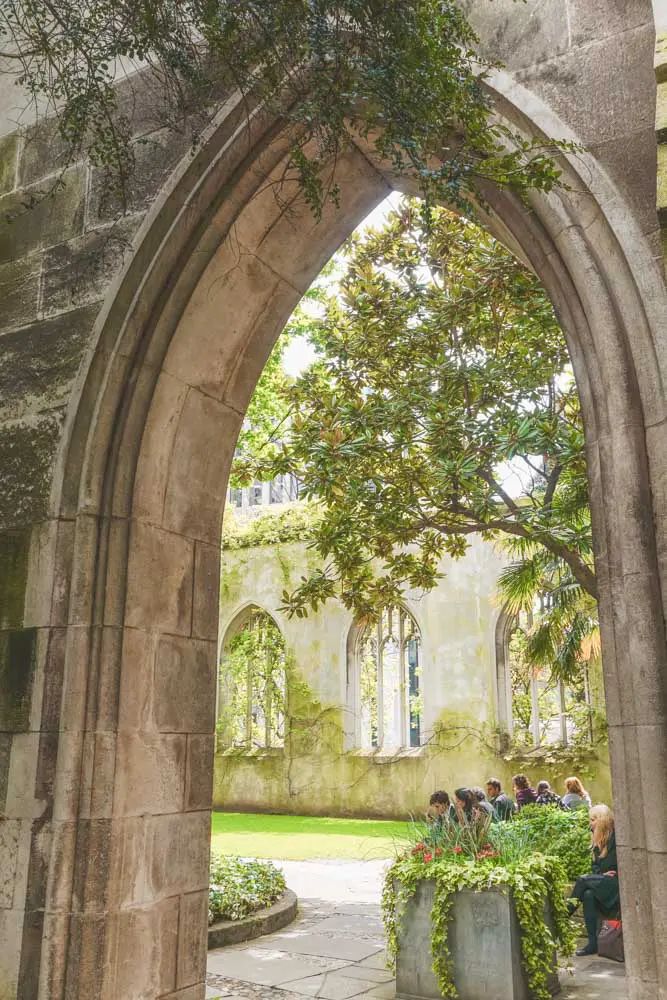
471 786 495 820
486 777 516 821
567 804 620 956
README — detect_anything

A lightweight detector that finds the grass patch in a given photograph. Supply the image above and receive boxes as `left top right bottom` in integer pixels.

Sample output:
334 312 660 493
211 811 413 860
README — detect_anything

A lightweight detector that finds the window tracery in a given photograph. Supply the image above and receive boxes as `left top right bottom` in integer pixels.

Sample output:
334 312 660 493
219 607 286 748
351 605 422 750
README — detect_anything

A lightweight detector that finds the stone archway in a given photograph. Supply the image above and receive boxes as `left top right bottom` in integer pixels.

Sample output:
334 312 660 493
42 89 666 1000
2 9 666 1000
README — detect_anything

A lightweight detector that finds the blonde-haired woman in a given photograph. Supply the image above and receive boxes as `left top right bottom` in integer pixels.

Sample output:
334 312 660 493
567 804 620 956
562 775 592 810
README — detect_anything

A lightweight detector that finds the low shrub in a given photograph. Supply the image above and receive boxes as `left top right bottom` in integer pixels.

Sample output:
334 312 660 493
408 804 590 879
208 854 286 924
506 804 591 880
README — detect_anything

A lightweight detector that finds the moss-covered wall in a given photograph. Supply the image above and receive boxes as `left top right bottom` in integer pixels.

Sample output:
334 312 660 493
214 534 612 817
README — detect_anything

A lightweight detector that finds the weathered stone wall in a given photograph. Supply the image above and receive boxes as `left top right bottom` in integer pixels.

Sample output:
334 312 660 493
214 535 612 818
0 3 665 1000
0 86 210 1000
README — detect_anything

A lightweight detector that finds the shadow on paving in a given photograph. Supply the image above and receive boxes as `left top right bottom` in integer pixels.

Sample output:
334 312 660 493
206 860 628 1000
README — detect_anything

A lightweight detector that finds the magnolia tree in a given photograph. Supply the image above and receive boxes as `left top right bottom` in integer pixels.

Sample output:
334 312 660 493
237 200 599 686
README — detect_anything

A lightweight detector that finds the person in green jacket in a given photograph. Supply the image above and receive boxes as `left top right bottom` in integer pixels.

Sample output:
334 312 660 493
567 804 620 956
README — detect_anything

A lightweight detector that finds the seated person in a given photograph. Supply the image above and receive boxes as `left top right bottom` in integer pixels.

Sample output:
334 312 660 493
512 773 538 809
426 790 456 829
453 787 476 824
535 780 565 809
454 787 491 831
562 775 592 810
567 804 620 956
486 777 516 821
471 786 495 820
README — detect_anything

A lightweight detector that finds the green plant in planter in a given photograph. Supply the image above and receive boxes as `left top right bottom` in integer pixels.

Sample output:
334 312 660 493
382 832 576 1000
406 814 493 861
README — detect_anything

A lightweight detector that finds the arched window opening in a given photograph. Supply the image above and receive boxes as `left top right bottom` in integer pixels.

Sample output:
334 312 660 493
219 608 286 749
355 605 421 750
502 609 594 749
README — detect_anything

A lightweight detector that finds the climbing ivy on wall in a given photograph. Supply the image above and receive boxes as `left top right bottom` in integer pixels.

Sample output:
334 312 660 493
1 1 573 211
221 503 321 550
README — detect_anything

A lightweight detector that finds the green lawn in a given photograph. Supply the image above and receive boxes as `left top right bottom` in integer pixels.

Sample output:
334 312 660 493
210 811 414 860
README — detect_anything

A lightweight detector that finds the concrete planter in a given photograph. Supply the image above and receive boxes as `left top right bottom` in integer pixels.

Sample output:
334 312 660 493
395 881 559 1000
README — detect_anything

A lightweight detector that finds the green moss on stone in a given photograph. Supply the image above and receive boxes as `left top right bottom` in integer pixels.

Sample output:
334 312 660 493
0 627 37 731
0 414 63 529
0 134 18 196
0 530 30 629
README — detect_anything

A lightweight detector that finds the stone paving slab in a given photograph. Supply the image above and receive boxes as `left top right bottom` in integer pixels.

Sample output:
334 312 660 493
280 972 384 999
558 955 628 998
360 984 396 1000
265 860 388 906
357 951 389 970
207 947 349 986
580 958 625 977
253 932 384 963
335 965 395 983
314 915 385 937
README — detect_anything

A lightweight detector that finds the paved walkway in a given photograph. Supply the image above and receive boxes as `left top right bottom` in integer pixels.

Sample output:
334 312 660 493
206 860 628 1000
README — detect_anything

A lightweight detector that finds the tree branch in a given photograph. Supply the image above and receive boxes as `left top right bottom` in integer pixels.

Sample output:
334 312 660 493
543 462 563 510
476 468 522 514
421 511 598 600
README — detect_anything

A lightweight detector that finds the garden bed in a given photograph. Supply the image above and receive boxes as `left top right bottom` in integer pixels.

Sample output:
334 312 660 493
208 855 295 947
208 888 298 948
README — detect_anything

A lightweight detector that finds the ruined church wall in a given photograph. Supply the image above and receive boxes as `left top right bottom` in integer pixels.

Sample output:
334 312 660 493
214 536 612 818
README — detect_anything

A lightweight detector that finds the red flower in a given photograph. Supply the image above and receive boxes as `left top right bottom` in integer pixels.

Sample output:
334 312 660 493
435 848 443 857
453 846 463 855
415 842 425 851
423 853 433 863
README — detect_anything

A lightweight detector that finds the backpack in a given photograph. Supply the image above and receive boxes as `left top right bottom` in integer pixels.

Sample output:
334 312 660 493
598 919 624 963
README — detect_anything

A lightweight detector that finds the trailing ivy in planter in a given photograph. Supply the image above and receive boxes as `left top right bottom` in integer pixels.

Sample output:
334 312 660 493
382 834 576 1000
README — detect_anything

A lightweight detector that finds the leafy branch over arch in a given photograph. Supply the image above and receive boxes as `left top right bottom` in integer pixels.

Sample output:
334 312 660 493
1 1 574 211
